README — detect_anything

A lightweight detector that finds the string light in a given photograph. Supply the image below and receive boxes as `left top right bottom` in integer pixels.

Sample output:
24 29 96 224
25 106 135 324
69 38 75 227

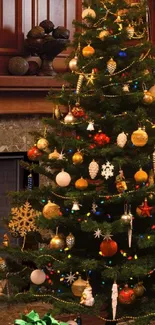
37 254 63 264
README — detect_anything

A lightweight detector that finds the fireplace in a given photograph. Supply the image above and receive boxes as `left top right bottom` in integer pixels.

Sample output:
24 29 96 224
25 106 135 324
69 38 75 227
0 153 39 245
0 114 48 245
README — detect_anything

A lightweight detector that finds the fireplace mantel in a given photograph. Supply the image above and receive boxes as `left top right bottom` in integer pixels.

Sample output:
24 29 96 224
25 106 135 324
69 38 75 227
0 76 65 91
0 76 66 114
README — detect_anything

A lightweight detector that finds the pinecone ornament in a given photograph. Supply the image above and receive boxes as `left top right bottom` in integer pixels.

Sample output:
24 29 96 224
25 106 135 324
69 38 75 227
89 160 99 179
117 132 127 148
126 24 134 39
107 58 117 75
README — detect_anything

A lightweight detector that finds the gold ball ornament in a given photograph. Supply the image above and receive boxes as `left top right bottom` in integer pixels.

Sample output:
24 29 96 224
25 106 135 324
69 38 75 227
56 169 71 187
107 58 117 75
69 56 78 72
143 90 153 105
133 282 145 297
42 200 61 219
98 30 109 40
131 127 148 147
37 138 49 150
48 148 60 160
82 6 96 19
71 276 87 297
0 257 6 270
49 234 65 250
136 207 142 217
149 85 155 99
64 111 76 124
30 269 46 285
72 150 83 165
82 44 95 57
134 168 148 183
75 177 88 190
136 206 144 217
66 232 75 249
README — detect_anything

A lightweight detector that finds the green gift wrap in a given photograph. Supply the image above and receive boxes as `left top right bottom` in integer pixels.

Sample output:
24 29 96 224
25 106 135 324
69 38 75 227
14 310 69 325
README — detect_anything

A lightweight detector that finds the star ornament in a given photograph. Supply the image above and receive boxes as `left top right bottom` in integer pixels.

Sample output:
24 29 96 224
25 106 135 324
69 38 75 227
86 69 96 86
94 228 102 238
65 272 76 284
138 198 152 217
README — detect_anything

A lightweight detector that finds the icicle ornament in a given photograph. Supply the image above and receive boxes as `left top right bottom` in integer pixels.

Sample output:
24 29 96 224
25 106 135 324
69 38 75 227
121 204 133 248
111 281 118 320
153 148 155 174
76 74 84 94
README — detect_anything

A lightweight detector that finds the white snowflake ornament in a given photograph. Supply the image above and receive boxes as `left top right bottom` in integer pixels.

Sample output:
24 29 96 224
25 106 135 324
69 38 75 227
117 132 127 148
89 160 99 179
65 272 76 284
101 161 114 179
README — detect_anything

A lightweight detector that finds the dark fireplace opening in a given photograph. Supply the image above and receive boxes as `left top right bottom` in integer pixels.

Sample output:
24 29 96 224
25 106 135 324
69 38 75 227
0 152 39 245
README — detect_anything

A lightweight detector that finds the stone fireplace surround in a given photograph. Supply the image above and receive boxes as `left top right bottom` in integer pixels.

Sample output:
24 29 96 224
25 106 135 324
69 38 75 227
0 114 47 153
0 114 49 194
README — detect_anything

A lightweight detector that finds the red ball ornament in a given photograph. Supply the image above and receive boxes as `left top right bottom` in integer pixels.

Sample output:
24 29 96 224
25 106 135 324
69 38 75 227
92 67 98 74
100 235 118 257
72 102 85 118
93 130 110 146
118 285 136 304
89 143 96 149
27 145 42 161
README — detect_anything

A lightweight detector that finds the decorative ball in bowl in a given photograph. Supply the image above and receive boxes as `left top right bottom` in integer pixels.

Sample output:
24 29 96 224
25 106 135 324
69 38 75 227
25 20 70 76
8 56 29 75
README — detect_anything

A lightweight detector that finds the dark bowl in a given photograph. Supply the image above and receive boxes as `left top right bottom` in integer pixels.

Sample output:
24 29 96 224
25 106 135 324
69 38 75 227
41 36 70 58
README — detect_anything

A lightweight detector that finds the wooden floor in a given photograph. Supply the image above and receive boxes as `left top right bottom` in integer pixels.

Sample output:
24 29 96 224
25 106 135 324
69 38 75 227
58 313 106 325
2 302 106 325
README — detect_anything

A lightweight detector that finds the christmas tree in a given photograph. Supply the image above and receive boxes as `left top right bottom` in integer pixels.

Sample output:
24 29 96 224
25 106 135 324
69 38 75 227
2 0 155 324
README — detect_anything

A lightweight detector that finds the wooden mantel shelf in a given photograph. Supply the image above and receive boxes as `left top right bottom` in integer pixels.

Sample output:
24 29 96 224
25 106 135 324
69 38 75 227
0 76 67 114
0 76 65 91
